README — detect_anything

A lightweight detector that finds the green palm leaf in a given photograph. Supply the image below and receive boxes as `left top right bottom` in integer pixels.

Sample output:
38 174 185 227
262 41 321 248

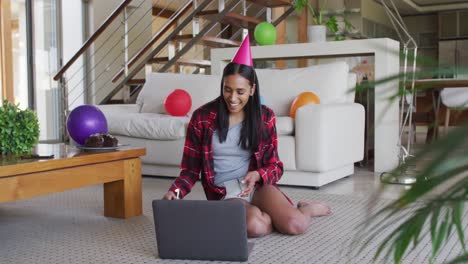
354 122 468 263
452 202 466 251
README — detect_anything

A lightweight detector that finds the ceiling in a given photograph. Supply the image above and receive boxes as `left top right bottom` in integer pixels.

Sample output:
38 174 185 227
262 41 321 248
376 0 468 15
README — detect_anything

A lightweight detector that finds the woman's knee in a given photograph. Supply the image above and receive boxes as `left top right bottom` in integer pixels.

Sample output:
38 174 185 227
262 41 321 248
247 212 272 238
276 214 308 235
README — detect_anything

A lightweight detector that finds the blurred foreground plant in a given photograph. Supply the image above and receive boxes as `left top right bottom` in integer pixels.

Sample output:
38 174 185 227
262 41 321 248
353 55 468 263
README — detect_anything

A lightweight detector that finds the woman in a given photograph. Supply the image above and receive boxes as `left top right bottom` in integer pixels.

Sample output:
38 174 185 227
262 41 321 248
163 62 331 237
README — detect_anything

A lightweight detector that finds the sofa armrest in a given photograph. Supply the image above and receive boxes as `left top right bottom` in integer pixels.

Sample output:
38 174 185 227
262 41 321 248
96 104 140 116
295 103 365 172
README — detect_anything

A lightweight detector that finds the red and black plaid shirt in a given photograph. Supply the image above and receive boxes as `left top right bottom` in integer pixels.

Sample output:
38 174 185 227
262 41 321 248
168 98 284 200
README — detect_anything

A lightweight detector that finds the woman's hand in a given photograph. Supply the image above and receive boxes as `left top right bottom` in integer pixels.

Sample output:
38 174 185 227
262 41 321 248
238 171 261 197
162 191 178 200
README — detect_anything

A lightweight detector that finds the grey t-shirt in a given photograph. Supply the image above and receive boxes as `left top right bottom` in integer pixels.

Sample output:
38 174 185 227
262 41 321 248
212 123 251 187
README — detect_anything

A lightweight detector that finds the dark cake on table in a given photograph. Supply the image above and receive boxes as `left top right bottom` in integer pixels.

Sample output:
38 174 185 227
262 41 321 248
84 133 118 147
102 133 118 147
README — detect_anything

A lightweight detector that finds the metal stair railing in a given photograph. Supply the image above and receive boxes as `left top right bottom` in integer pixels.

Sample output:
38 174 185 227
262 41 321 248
112 0 295 84
55 0 295 122
156 1 295 72
110 0 194 83
101 0 242 104
158 2 262 73
53 0 193 141
112 0 252 81
65 0 155 107
159 1 246 73
57 0 198 107
53 0 134 82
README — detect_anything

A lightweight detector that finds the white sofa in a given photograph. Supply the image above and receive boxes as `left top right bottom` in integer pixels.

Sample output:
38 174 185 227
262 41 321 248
98 61 365 188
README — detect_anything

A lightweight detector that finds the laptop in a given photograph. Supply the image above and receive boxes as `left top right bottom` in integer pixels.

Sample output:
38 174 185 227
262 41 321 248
152 200 254 261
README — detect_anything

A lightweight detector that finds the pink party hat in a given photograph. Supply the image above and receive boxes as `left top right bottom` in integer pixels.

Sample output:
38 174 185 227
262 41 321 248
231 34 253 66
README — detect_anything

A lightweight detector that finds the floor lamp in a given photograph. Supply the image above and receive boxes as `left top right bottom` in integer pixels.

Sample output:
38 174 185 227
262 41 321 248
379 0 419 185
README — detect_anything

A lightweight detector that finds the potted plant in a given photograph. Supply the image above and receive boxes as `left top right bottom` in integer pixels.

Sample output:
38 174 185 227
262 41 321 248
0 99 40 156
293 0 354 42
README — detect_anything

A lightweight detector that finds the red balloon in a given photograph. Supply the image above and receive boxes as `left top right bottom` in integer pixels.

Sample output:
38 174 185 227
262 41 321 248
164 89 192 116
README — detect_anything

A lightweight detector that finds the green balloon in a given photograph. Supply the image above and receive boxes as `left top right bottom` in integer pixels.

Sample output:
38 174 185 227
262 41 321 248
254 22 277 46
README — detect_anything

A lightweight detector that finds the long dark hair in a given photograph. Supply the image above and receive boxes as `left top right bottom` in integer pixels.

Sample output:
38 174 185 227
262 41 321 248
216 62 263 151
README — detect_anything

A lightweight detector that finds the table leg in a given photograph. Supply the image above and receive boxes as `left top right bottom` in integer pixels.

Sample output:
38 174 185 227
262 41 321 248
426 90 441 143
103 158 142 218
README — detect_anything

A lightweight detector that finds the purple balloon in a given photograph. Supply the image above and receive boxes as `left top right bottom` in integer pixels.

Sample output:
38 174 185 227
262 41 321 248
66 105 108 145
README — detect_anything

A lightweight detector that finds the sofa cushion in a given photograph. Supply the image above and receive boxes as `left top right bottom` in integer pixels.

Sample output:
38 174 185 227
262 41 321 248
115 135 185 166
276 116 294 136
137 73 219 115
106 113 189 140
256 61 350 116
277 136 296 170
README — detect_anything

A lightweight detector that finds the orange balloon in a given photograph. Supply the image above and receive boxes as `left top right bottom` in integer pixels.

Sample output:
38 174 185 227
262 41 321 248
289 92 320 119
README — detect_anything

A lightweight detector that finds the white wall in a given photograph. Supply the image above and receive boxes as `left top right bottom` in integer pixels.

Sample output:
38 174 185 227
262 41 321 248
62 0 84 110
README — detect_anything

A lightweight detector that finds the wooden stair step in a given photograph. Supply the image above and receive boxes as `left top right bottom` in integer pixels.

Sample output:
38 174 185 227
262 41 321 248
247 0 292 7
197 9 219 16
223 12 263 29
152 2 194 19
177 58 211 68
200 12 263 29
149 57 170 64
149 57 211 68
127 79 145 85
201 36 240 48
170 33 240 47
172 34 193 40
172 35 240 47
107 99 125 104
152 7 176 19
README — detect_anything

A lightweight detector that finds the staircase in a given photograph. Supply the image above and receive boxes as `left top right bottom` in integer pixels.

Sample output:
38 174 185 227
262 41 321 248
54 0 294 110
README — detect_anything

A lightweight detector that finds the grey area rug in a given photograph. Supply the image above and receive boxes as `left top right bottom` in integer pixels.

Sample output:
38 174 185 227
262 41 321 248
1 177 466 264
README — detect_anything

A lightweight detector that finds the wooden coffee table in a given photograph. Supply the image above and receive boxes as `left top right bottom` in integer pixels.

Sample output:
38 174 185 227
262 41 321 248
0 144 146 219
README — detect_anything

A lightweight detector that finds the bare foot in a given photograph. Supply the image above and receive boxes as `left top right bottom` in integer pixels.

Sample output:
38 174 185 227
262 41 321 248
297 201 332 217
